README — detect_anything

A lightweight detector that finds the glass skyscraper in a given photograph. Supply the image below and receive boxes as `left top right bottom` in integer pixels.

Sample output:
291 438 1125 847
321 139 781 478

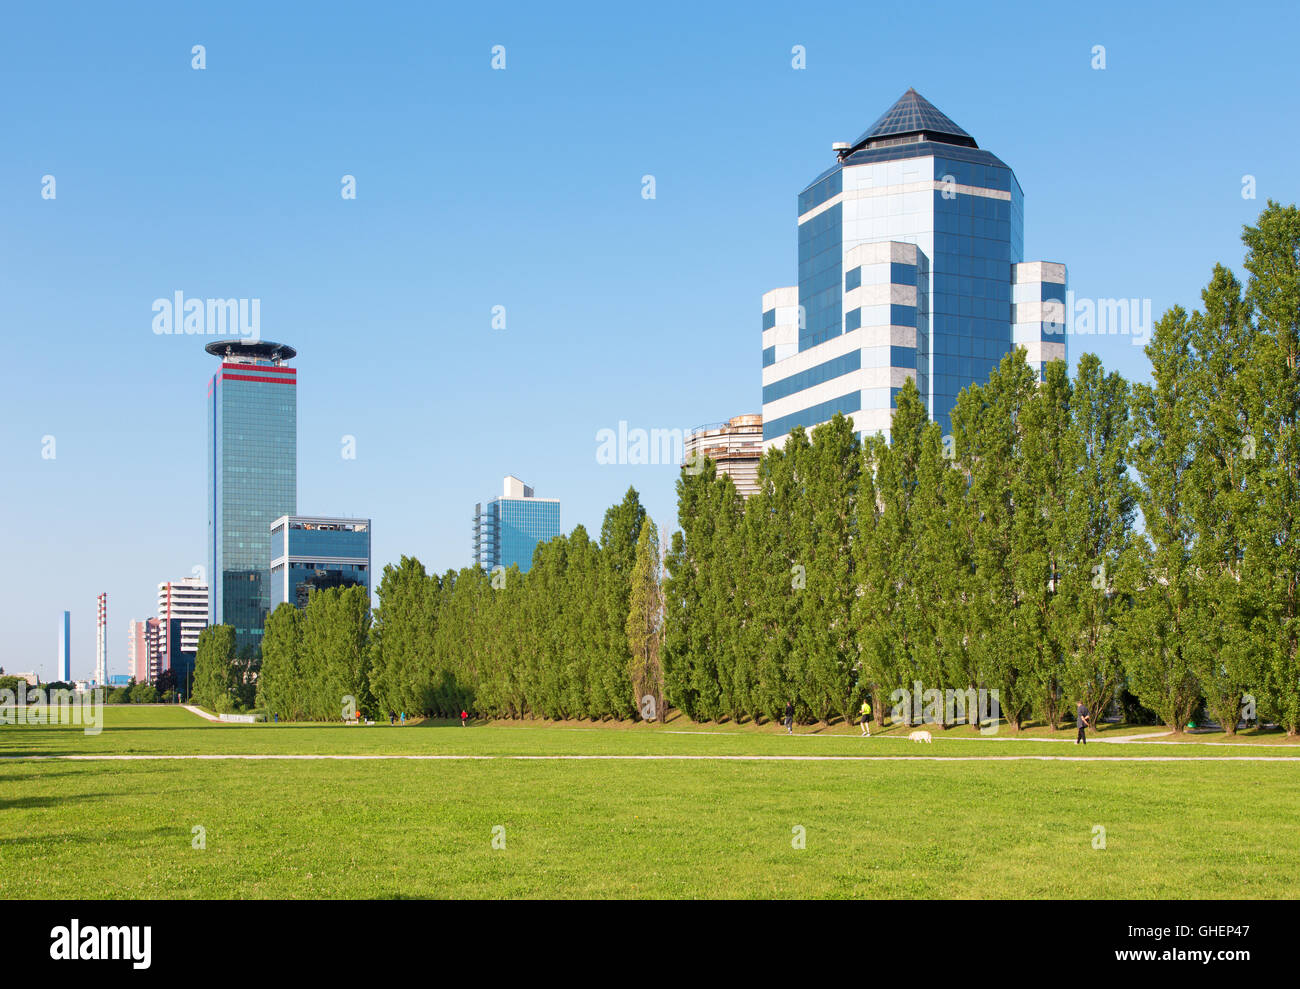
206 340 297 651
473 475 560 574
761 88 1066 447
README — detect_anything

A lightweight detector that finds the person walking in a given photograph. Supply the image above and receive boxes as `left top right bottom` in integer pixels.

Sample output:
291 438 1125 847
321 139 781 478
1075 700 1091 745
460 709 468 727
859 698 872 736
783 699 795 734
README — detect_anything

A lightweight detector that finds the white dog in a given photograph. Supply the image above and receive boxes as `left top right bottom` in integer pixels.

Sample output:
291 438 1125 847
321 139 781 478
908 730 933 743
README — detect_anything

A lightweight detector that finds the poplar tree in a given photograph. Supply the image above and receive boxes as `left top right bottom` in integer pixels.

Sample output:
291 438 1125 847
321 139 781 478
1124 306 1202 731
953 351 1039 730
855 379 928 725
626 519 665 721
192 624 237 712
1059 354 1137 730
791 414 860 724
1185 265 1261 734
257 603 304 720
1241 202 1300 735
369 556 439 718
739 451 793 723
594 488 646 719
1009 359 1071 728
754 432 810 722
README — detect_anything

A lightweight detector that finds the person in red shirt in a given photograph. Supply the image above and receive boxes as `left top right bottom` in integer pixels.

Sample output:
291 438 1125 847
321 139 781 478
460 709 468 727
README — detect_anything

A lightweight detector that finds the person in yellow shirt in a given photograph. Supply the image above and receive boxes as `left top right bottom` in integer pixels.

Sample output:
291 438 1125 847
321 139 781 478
859 698 872 737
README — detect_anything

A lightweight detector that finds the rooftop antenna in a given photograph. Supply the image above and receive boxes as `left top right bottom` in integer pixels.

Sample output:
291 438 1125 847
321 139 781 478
832 141 851 161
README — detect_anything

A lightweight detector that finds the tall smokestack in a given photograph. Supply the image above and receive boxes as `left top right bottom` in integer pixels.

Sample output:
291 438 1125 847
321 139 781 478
96 593 107 685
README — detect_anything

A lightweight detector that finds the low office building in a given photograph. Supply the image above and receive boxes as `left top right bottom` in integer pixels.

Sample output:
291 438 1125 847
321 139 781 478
270 516 372 609
684 415 764 498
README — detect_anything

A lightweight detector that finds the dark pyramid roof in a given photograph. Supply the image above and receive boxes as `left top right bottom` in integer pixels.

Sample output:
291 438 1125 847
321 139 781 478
851 88 976 150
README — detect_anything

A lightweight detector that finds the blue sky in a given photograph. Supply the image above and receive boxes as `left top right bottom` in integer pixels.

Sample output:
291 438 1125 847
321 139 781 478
2 0 1296 678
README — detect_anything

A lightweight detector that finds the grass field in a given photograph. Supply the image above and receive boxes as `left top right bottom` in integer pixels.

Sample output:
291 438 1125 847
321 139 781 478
2 706 1297 898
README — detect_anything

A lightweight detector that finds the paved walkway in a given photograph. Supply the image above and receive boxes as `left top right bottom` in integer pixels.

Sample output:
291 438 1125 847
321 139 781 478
668 729 1176 743
2 753 1297 763
181 705 221 722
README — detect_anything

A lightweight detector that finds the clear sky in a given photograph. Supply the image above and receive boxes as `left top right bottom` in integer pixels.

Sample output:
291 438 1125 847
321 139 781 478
2 0 1296 679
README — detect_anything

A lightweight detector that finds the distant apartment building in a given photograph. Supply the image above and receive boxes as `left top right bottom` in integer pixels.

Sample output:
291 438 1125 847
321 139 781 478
473 476 560 574
125 621 167 680
684 415 764 498
270 516 372 609
158 578 208 666
127 619 147 680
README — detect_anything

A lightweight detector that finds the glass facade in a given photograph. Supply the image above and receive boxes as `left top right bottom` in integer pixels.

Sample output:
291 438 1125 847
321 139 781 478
270 517 370 610
798 202 843 351
926 162 1020 431
763 89 1062 446
207 347 297 652
473 479 560 573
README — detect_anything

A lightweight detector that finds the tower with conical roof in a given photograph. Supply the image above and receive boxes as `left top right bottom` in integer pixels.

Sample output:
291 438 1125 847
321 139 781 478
761 88 1066 447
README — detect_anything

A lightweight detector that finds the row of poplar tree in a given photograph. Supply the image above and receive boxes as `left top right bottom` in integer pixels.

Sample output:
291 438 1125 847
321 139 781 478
198 203 1300 735
668 204 1300 735
665 203 1300 735
219 489 667 722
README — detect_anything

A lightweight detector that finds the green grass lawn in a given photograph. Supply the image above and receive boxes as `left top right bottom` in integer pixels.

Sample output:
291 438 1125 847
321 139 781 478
2 706 1297 898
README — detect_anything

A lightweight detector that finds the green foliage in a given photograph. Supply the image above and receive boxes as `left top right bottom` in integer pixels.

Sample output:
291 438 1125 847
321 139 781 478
626 519 665 721
257 603 306 719
1241 202 1300 735
245 207 1300 733
0 676 26 694
192 625 237 712
128 681 159 704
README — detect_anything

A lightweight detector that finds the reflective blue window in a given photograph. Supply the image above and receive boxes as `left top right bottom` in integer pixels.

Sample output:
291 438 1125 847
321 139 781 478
473 497 560 573
891 304 917 327
762 350 861 404
890 262 916 286
891 346 917 369
797 169 843 215
208 372 296 649
798 203 843 351
763 390 861 441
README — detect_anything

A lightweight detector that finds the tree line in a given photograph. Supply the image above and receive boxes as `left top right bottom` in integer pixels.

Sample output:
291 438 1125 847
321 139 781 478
666 202 1300 735
194 203 1300 735
191 489 664 722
